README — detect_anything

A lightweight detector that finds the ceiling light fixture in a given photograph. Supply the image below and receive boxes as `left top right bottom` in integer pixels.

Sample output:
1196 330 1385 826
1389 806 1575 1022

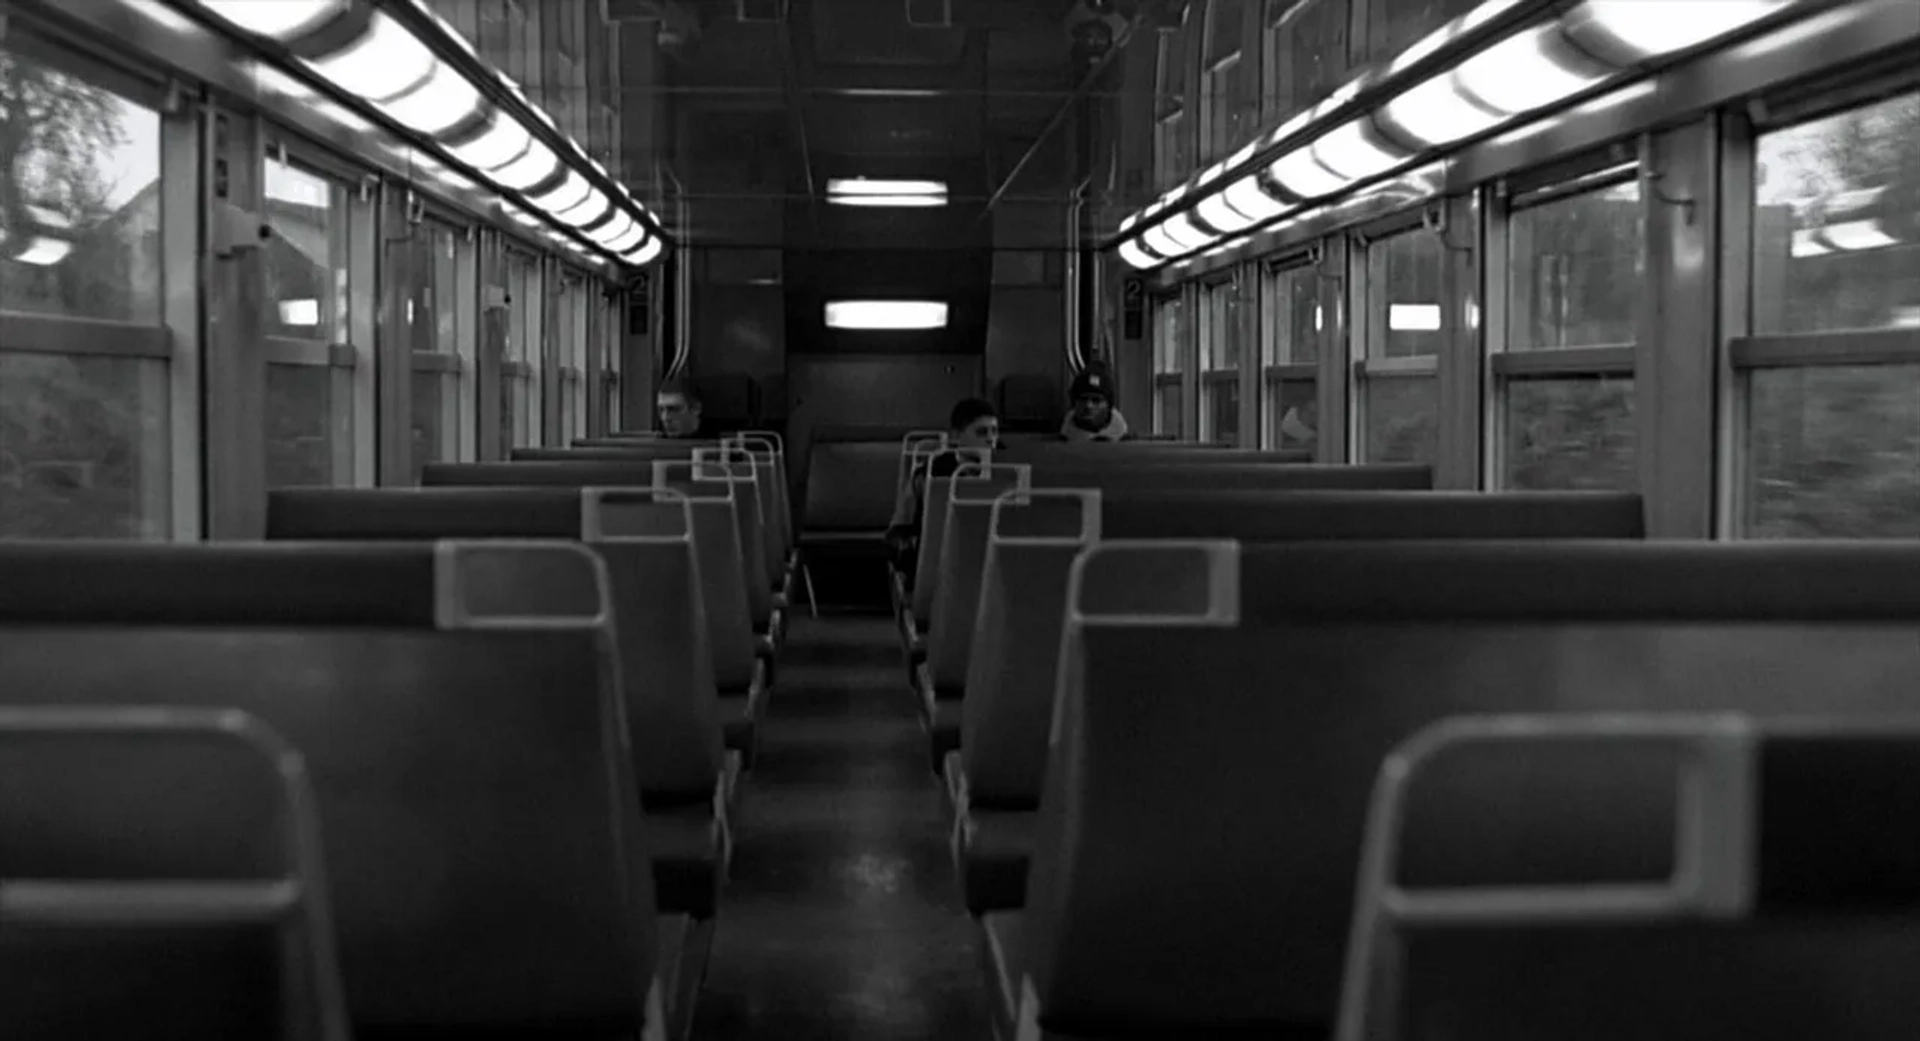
825 300 950 330
184 0 667 267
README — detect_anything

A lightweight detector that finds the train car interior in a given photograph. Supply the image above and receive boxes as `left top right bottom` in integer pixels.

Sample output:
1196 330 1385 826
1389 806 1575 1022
3 0 1920 1038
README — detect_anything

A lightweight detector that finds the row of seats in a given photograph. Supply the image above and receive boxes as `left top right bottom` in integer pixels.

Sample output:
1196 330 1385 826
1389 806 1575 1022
0 429 798 1040
876 434 1920 1039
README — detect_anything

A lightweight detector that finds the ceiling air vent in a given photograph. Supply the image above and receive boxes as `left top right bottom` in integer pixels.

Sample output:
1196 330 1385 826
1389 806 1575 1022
905 0 952 29
736 0 788 22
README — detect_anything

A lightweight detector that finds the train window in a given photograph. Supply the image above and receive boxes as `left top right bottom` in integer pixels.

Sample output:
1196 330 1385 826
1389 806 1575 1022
599 288 622 434
411 223 468 479
558 274 589 443
263 156 355 490
1264 0 1349 127
1740 90 1920 537
1357 227 1441 464
0 41 170 538
1152 294 1186 437
499 251 545 453
1153 29 1190 192
1261 262 1321 453
1200 0 1249 164
1364 0 1481 68
1200 276 1242 443
1495 175 1641 491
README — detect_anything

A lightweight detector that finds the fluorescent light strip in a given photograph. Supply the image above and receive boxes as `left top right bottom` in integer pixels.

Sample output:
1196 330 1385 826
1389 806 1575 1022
308 13 437 104
1111 0 1789 241
193 0 666 267
1571 0 1792 59
201 0 346 40
830 195 948 208
13 238 73 266
1117 240 1159 269
825 300 949 330
827 178 946 196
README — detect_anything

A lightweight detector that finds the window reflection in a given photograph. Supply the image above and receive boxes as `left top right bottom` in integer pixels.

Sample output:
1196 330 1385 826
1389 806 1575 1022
1364 375 1437 464
1505 376 1636 490
1379 230 1444 358
1748 365 1920 538
1753 92 1920 335
1508 180 1642 350
0 43 170 539
263 158 346 341
1745 91 1920 538
0 49 162 323
1264 266 1321 366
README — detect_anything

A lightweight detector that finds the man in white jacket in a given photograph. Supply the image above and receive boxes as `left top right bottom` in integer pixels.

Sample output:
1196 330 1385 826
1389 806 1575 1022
1059 364 1131 442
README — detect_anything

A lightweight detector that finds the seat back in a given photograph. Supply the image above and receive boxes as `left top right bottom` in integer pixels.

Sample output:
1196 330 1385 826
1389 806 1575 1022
264 486 727 805
999 444 1314 464
725 433 793 566
653 460 761 688
0 541 654 1031
1026 540 1920 1033
518 444 707 463
422 461 760 692
1100 490 1647 539
0 707 350 1041
897 430 950 507
803 440 902 532
694 445 779 600
922 466 1033 689
960 490 1102 805
910 455 1019 610
961 485 1623 810
1339 714 1920 1041
1028 462 1433 491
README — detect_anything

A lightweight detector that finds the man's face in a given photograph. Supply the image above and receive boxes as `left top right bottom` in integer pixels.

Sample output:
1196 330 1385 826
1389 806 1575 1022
1073 391 1112 430
657 392 701 437
955 415 999 450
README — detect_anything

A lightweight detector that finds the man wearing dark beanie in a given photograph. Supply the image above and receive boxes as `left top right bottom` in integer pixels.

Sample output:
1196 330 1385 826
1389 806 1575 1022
1060 362 1131 441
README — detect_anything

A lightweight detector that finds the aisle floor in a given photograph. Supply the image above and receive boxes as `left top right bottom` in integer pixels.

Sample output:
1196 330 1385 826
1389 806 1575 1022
691 613 993 1040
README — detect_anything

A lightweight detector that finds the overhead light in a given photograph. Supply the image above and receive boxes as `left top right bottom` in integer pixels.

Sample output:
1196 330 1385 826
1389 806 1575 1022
186 0 666 268
1389 303 1443 331
307 13 437 104
12 238 73 266
832 195 948 208
278 298 322 325
828 178 946 196
1111 0 1801 254
1820 220 1898 252
825 300 950 330
200 0 345 39
827 178 949 207
1567 0 1791 60
1197 191 1260 234
1159 212 1215 253
1117 240 1159 269
1141 222 1187 259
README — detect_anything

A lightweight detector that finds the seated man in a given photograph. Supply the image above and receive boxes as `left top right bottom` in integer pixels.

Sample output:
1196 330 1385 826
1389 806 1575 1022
657 378 714 439
1059 363 1131 442
884 398 999 583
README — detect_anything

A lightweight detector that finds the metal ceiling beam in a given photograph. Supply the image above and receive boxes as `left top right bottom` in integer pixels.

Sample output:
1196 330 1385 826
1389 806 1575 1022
970 11 1142 231
778 0 821 235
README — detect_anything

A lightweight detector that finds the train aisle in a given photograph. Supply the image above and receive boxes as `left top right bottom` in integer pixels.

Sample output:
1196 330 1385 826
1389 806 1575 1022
693 613 993 1040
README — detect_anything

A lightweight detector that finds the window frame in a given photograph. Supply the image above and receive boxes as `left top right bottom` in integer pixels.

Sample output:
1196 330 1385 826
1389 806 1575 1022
1150 290 1187 437
1351 210 1444 465
0 29 195 538
260 143 363 490
1719 71 1920 538
409 215 478 477
1198 270 1244 443
1483 147 1644 491
1259 248 1333 455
